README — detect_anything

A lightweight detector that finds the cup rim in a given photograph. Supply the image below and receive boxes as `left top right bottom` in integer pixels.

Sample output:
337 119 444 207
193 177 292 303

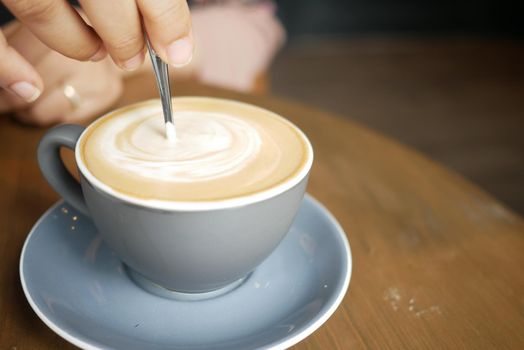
75 97 313 211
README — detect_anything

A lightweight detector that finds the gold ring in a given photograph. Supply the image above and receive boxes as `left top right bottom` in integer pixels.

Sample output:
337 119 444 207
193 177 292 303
62 84 81 110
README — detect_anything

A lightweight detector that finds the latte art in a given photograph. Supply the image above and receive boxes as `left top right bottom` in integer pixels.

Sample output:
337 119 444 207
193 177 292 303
81 98 310 202
104 111 274 182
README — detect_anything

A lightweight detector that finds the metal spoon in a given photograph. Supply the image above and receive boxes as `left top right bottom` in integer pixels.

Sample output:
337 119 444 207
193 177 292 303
146 37 176 141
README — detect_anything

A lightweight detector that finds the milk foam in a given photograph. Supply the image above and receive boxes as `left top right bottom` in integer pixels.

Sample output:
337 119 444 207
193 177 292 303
97 110 271 183
165 121 176 142
81 98 309 202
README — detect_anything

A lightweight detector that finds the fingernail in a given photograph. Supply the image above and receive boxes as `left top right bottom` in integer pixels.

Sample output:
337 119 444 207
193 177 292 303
89 46 107 62
166 36 193 67
121 52 143 71
9 82 41 102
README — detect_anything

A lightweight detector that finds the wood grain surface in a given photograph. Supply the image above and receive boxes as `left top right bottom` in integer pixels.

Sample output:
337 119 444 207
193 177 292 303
0 74 523 349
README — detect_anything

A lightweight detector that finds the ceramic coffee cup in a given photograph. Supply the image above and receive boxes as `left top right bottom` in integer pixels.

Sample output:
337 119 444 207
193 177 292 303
37 99 313 296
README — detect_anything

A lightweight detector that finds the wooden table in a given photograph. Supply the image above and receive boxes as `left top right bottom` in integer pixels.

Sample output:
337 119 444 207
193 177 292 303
1 74 523 349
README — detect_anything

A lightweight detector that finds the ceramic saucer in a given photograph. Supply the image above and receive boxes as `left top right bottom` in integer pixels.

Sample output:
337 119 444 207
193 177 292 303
20 194 352 350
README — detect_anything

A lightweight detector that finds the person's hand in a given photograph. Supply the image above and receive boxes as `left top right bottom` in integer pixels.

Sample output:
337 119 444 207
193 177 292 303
0 21 123 126
190 2 285 91
0 0 193 102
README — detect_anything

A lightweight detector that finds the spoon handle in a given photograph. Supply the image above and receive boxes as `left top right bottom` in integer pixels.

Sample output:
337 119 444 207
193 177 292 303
146 37 174 126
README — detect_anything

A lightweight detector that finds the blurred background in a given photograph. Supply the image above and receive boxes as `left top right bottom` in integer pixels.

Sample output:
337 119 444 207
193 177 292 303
268 0 524 214
0 0 521 214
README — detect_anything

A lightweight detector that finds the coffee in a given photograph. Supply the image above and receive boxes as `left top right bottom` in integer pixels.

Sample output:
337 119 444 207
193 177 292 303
80 97 311 202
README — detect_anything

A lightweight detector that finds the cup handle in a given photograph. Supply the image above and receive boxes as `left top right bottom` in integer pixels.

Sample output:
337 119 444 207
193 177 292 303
37 124 89 216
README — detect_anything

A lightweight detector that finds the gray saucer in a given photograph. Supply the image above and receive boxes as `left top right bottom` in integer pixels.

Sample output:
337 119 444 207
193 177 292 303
20 194 352 350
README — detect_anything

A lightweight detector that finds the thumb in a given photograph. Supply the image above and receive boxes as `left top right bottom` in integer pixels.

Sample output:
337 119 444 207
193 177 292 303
0 29 43 105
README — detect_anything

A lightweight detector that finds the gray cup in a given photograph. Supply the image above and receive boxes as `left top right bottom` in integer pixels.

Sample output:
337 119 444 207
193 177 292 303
37 99 313 296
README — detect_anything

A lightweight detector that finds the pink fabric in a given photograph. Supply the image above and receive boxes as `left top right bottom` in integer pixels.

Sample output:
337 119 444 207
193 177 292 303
191 1 285 91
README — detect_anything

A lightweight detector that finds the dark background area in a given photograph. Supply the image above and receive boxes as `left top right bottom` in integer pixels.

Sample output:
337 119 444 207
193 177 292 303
275 0 522 37
270 0 524 214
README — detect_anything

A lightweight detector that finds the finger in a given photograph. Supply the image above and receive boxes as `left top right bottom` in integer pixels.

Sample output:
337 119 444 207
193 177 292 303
0 89 35 112
16 61 123 126
15 81 123 126
0 46 109 114
0 23 55 112
0 31 43 104
78 0 145 71
2 0 104 61
2 20 49 65
137 0 194 67
14 87 64 126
